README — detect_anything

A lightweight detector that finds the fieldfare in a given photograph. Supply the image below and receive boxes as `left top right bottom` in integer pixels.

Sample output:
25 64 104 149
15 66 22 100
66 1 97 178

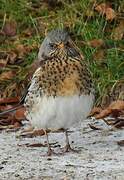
24 29 94 155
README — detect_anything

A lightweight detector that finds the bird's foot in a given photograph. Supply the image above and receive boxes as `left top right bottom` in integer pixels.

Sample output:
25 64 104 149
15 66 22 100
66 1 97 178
47 147 63 156
62 144 80 153
47 147 56 156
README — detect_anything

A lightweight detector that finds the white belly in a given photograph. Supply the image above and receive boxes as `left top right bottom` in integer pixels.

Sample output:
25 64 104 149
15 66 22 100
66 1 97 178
25 94 94 130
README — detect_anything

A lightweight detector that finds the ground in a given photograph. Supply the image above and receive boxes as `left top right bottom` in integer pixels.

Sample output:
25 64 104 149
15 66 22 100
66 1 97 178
0 119 124 180
1 1 124 106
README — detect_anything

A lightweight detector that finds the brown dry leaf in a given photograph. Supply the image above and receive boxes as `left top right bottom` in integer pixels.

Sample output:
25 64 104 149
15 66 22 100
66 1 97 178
0 97 19 104
30 129 45 137
0 71 16 81
19 129 46 138
111 20 124 40
3 20 17 36
95 100 124 119
95 3 116 20
87 39 104 48
18 143 46 147
106 7 116 20
15 44 27 58
89 107 102 117
95 108 111 119
14 107 26 120
14 44 32 59
109 100 124 110
26 143 46 147
95 3 107 14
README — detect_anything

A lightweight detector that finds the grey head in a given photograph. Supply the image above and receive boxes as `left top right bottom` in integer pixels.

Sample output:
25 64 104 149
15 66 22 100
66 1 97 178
38 29 81 61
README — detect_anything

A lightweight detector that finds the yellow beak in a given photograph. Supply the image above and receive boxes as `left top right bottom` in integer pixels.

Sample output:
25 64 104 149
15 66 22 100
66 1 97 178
58 42 64 49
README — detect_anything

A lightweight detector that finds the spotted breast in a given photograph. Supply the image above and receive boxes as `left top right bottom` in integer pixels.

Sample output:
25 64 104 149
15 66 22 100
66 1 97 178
24 56 94 130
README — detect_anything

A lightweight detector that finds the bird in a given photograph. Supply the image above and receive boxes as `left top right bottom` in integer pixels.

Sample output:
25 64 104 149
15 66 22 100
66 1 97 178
0 29 94 155
24 29 94 156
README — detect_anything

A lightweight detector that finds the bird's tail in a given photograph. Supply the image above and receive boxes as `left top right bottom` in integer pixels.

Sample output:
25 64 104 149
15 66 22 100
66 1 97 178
0 104 23 117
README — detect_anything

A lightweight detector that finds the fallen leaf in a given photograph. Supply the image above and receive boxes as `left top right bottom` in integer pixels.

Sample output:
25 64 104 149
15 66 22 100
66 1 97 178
3 20 17 36
14 107 26 120
13 44 33 61
95 108 111 119
94 100 124 119
15 44 27 58
89 107 102 117
27 143 46 147
17 143 47 147
109 100 124 110
0 97 20 104
87 39 104 48
95 3 107 14
95 3 116 20
19 129 46 138
0 71 16 81
106 7 116 20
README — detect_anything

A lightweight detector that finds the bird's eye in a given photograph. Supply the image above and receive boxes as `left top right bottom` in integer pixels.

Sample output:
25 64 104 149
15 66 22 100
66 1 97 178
65 41 70 47
49 43 57 49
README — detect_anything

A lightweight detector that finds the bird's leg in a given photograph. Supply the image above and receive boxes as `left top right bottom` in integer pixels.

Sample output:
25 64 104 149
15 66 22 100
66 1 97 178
44 130 54 156
63 130 79 153
63 130 74 152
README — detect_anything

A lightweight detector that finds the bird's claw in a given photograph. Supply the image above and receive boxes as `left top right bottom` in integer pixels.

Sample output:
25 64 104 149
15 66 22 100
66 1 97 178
62 144 80 153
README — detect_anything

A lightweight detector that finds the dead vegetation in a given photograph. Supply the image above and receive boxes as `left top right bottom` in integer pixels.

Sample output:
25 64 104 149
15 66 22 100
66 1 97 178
0 0 124 131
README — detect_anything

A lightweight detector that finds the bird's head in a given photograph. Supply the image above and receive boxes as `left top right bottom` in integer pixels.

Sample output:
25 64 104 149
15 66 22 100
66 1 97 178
38 29 82 61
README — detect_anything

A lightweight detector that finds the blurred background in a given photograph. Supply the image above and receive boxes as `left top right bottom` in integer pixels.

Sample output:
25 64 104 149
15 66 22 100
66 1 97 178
0 0 124 107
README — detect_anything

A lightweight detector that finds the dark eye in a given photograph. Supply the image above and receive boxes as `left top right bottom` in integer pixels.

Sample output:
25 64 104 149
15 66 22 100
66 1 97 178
49 43 57 49
65 41 71 47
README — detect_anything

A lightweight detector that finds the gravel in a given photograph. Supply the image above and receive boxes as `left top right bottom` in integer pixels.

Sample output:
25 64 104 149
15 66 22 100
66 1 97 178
0 119 124 180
